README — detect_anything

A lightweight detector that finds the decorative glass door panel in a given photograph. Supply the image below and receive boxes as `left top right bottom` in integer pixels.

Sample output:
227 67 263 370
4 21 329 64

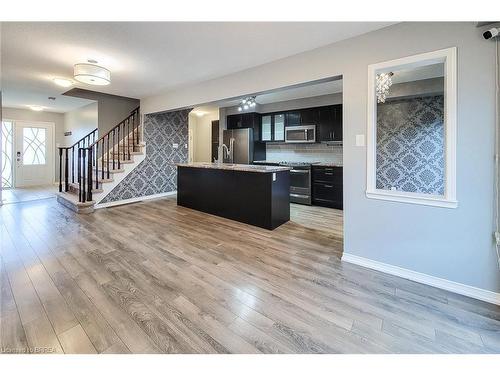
1 121 14 188
15 121 54 187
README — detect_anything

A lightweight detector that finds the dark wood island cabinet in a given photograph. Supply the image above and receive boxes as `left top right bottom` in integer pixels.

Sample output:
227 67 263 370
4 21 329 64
177 163 291 230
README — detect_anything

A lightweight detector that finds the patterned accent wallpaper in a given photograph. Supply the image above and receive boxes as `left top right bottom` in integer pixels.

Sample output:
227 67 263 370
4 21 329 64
100 109 191 203
376 95 445 195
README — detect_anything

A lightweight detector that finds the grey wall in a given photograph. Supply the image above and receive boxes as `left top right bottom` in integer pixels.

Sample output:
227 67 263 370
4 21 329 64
100 109 190 203
63 102 98 146
2 107 65 181
64 89 139 135
141 22 499 293
259 93 342 113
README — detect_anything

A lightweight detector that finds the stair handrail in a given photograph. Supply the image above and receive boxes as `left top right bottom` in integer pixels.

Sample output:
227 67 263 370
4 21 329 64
58 106 141 204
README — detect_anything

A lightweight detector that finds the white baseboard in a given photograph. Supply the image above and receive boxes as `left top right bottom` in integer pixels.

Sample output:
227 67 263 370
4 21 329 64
341 253 500 306
94 191 177 209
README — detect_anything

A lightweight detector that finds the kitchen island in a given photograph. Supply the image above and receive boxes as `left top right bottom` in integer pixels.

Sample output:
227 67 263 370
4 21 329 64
177 162 291 230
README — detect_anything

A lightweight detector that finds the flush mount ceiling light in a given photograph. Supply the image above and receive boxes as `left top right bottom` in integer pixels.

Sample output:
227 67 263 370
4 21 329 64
238 96 257 112
376 72 394 103
53 78 73 88
27 105 44 111
73 62 111 86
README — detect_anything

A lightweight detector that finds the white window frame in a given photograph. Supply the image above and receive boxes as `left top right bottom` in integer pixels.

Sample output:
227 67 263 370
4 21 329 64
366 47 458 209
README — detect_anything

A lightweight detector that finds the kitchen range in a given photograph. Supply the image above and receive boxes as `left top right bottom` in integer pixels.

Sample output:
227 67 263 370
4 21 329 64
254 160 343 209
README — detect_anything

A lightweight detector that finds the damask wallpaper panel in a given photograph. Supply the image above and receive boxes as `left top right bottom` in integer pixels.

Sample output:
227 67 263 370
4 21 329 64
100 109 191 203
376 95 445 195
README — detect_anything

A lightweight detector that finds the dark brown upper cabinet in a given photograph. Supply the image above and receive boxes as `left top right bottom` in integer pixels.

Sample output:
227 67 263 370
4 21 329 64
227 112 261 141
317 105 342 142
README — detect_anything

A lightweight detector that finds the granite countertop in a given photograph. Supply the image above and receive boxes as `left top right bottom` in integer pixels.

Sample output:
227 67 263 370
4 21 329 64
177 162 291 173
315 162 343 167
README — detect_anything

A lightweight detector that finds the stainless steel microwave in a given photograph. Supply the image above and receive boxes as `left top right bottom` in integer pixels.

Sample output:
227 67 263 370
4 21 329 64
285 125 316 143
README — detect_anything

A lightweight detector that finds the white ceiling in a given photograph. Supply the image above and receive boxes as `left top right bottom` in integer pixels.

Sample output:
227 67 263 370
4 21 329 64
1 22 393 113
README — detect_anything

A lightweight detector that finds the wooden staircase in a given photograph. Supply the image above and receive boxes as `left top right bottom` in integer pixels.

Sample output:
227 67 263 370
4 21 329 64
57 107 144 213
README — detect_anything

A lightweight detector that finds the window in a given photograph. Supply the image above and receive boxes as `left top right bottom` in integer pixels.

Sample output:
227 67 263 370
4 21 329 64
23 127 47 165
366 47 457 208
1 121 13 188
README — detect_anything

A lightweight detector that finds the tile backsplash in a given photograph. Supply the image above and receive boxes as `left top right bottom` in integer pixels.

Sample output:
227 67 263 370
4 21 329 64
265 143 343 165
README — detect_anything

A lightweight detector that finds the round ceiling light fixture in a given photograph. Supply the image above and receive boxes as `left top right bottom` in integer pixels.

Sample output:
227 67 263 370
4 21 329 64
73 63 111 86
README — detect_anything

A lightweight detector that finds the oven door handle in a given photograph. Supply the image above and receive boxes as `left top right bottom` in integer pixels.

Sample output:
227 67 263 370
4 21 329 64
290 170 309 174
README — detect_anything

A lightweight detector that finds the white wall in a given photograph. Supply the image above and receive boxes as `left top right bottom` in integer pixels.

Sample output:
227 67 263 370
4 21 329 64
2 107 65 181
189 108 219 162
141 22 499 294
63 102 98 146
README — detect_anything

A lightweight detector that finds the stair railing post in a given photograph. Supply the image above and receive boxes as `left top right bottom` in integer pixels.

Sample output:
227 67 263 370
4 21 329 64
81 148 86 203
87 147 93 202
58 148 63 192
78 148 82 202
64 148 69 192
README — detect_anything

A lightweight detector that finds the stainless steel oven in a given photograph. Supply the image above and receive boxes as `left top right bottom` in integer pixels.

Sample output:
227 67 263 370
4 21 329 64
283 163 313 205
285 125 316 143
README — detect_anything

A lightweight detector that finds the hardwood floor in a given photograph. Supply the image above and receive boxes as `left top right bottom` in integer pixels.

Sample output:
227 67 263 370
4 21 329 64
1 195 499 354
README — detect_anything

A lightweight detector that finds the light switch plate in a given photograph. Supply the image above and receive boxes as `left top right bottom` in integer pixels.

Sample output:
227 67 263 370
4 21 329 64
173 143 179 149
355 134 365 147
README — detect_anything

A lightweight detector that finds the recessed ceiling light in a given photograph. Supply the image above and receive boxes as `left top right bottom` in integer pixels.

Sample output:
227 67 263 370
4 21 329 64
28 105 44 111
74 63 111 86
53 78 73 88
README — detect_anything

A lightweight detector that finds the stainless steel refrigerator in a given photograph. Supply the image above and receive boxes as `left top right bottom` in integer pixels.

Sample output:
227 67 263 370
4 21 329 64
222 128 254 164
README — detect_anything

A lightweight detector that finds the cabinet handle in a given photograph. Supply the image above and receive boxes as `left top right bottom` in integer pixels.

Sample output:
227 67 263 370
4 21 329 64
324 185 333 188
324 172 333 176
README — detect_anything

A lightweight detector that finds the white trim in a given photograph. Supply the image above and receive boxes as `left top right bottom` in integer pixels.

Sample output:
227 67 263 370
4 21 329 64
342 253 500 306
366 47 458 208
366 190 458 208
94 190 177 209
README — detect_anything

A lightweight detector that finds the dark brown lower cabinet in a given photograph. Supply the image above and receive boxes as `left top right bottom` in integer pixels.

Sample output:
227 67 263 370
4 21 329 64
312 166 343 209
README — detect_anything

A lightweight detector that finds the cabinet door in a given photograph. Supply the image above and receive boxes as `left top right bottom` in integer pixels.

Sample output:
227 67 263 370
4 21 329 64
286 112 301 127
300 108 318 125
317 107 334 142
227 114 242 129
243 112 260 141
261 115 272 141
273 113 285 141
333 105 343 141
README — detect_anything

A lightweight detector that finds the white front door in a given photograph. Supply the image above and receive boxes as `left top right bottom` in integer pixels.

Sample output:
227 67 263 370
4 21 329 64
14 121 54 187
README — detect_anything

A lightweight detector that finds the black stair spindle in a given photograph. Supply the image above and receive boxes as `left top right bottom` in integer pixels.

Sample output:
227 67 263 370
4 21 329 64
132 113 136 151
122 122 126 162
107 134 110 179
127 118 131 160
101 139 105 182
117 125 121 170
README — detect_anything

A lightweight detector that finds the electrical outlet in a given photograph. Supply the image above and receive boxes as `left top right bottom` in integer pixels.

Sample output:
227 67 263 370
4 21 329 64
173 143 179 149
495 231 500 245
